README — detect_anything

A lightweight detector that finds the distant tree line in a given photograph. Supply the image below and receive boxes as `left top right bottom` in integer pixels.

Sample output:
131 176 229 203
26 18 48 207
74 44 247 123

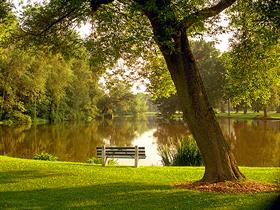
0 6 149 124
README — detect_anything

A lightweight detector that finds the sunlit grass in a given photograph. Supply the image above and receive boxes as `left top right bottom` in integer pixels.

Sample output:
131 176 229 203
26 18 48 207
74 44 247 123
0 156 279 209
217 112 280 120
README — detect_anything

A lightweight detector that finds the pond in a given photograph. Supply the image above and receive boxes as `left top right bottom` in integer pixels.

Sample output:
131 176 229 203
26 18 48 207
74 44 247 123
0 116 279 167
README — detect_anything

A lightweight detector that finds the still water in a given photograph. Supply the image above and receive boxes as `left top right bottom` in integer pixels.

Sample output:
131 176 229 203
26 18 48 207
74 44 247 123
0 117 279 167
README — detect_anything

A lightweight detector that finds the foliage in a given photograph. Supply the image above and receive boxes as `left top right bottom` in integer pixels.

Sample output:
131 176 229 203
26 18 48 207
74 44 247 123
159 136 203 166
33 152 58 161
0 156 278 209
0 0 11 20
146 53 176 99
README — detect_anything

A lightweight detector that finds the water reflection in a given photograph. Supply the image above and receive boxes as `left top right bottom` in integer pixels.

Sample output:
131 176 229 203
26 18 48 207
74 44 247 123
220 119 280 167
0 117 279 166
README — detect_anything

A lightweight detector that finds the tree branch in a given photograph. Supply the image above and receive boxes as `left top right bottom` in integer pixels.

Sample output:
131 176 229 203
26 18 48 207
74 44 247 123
182 0 238 28
38 7 77 35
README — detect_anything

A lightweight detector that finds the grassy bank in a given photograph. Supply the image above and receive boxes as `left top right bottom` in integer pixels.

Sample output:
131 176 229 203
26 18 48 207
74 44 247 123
162 112 280 121
0 156 279 210
217 112 280 120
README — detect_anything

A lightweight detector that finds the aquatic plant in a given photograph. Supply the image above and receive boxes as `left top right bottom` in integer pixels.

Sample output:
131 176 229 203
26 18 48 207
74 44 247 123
159 136 203 166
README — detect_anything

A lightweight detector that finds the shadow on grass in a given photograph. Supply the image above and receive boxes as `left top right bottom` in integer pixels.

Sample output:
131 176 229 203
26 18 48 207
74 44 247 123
0 170 71 184
0 181 277 210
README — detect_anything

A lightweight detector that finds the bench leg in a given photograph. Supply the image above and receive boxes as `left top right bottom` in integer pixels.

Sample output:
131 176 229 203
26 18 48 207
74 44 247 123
134 146 139 168
102 145 106 166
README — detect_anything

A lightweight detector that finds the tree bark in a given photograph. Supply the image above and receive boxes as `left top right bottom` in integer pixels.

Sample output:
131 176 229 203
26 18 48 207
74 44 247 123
264 107 267 118
220 101 226 113
227 99 231 116
243 106 247 114
276 106 280 113
156 28 245 182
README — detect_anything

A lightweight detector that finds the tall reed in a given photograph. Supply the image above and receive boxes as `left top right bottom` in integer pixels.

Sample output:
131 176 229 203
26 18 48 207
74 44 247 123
159 135 203 166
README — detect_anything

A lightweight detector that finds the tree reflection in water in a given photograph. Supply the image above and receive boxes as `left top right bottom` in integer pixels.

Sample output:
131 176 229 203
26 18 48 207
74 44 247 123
0 117 279 166
0 117 151 162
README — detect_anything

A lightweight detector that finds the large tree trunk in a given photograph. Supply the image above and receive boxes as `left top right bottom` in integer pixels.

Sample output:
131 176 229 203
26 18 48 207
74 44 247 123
138 0 244 183
160 29 245 182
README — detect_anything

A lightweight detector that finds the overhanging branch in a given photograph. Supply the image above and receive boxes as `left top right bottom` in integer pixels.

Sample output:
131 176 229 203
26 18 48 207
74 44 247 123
182 0 238 28
38 7 77 35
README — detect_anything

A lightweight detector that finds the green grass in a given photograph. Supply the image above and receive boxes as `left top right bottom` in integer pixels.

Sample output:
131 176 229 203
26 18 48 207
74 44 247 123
0 156 279 210
217 112 280 120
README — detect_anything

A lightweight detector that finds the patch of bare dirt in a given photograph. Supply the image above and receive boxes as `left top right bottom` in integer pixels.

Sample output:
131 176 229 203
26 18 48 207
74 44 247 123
175 181 279 193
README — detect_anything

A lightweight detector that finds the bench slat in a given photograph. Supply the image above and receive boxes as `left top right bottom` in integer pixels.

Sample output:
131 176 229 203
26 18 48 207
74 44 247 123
96 146 146 166
96 147 145 150
97 155 146 159
96 151 145 154
97 151 146 155
97 154 146 157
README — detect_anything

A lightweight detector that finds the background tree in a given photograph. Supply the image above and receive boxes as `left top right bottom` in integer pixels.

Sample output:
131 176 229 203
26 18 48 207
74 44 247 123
65 57 101 121
227 0 280 117
97 75 148 117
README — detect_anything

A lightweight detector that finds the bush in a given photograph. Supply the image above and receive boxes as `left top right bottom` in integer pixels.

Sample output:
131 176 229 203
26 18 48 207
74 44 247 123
159 136 203 166
8 111 32 125
86 157 118 166
33 152 58 161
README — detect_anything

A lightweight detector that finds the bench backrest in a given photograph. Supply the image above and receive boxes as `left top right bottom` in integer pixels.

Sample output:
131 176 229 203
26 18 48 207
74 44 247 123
96 146 146 159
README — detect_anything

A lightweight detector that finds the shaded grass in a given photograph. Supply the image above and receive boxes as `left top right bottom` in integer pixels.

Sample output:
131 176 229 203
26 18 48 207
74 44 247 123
0 156 279 209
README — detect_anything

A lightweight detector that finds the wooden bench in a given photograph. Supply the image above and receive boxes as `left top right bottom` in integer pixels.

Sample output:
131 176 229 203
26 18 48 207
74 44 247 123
96 146 146 167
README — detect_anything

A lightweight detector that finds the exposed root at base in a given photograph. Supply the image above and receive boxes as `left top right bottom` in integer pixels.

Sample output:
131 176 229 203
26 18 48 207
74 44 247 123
175 181 279 193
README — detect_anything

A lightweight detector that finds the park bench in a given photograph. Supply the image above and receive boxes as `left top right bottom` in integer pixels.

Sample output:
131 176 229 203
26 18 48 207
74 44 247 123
96 146 146 167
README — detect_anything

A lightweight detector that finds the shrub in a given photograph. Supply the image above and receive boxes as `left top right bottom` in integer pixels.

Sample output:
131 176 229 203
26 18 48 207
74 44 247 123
86 157 102 165
33 152 58 161
159 136 203 166
86 157 118 166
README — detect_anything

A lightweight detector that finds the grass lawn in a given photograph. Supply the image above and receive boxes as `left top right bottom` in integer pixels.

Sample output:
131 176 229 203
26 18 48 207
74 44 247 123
0 156 279 210
217 112 280 120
